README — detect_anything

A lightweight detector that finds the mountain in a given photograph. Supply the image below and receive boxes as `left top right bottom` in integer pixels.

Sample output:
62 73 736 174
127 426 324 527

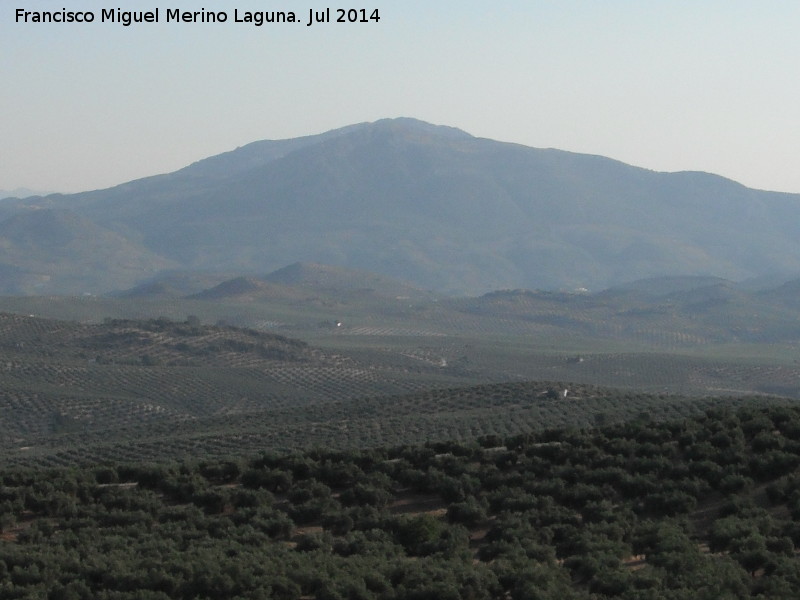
602 276 734 298
759 278 800 310
186 264 436 307
263 262 435 299
0 209 176 294
4 118 800 295
189 276 302 302
113 271 240 299
0 187 53 200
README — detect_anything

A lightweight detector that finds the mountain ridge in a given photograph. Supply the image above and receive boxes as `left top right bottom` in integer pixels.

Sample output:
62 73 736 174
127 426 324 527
3 118 800 295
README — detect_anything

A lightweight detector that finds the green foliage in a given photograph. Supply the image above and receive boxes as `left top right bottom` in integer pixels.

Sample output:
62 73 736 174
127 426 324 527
3 399 800 598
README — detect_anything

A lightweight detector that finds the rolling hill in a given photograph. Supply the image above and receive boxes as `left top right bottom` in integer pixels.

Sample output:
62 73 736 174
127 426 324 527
1 309 794 468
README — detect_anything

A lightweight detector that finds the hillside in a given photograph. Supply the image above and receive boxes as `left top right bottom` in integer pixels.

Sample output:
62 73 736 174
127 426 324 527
4 265 800 407
187 263 436 303
0 209 176 294
4 404 800 598
1 305 799 468
3 118 800 294
0 312 482 466
264 262 436 300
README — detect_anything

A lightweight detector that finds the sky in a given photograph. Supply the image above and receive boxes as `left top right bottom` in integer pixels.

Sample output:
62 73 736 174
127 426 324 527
2 1 800 195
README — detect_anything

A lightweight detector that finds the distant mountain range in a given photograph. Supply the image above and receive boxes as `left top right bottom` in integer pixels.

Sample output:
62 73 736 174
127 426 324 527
0 187 53 200
3 117 800 295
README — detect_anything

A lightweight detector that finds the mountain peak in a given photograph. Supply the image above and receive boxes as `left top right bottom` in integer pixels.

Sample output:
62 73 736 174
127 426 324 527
366 117 473 139
5 120 800 295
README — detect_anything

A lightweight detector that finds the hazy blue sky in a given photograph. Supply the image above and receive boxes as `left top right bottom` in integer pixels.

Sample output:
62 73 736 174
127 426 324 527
3 1 799 194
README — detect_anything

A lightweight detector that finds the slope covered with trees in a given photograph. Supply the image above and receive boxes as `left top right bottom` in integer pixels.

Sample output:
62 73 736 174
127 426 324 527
3 405 800 598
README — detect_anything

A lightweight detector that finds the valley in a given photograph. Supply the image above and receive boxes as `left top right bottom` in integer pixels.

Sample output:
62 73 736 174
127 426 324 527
2 119 800 598
1 263 798 468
